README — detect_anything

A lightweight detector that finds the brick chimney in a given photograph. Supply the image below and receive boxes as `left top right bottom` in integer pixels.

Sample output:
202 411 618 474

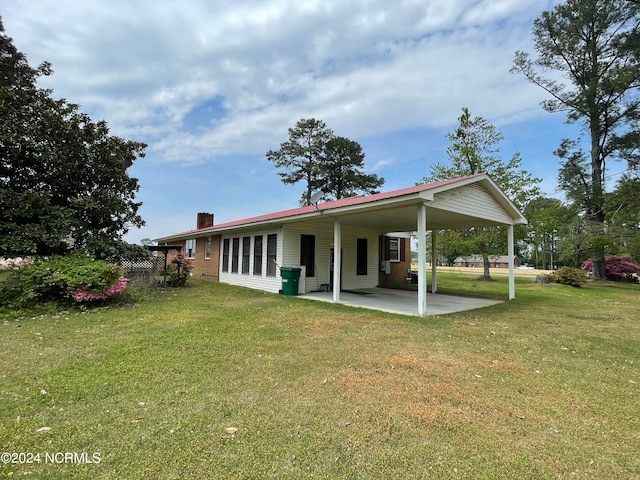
197 212 214 229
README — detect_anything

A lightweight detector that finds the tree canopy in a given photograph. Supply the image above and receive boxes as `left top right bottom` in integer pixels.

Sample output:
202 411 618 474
420 107 541 278
424 108 540 210
266 118 383 205
319 136 383 201
0 20 146 259
523 197 567 269
511 0 640 279
266 118 333 206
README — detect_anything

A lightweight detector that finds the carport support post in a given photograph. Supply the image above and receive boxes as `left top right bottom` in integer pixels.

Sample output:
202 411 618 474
431 229 437 293
333 219 341 303
417 204 428 316
508 224 515 300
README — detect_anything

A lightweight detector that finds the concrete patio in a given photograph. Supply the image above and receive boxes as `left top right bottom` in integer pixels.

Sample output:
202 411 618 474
300 288 503 316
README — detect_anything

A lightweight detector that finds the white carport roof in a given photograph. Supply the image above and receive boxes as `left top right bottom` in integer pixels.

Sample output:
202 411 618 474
156 173 527 242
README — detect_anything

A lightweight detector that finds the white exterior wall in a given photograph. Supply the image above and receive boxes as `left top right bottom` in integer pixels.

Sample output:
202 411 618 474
339 224 379 290
217 221 380 295
282 222 334 292
283 221 379 292
218 228 283 293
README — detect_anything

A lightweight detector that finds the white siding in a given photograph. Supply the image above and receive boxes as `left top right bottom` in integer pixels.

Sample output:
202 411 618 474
431 184 514 224
283 221 334 292
339 225 379 290
217 221 380 294
282 221 379 292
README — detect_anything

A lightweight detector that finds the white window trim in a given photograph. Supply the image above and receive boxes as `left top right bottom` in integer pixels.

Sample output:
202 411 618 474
220 231 279 278
204 236 212 260
389 237 400 263
185 239 196 259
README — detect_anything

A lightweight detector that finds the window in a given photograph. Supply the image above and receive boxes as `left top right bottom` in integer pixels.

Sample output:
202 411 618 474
383 236 405 263
253 235 263 275
185 239 196 259
222 238 230 272
242 236 251 274
389 238 399 262
266 234 277 276
231 237 239 273
300 234 315 277
204 236 211 260
356 238 368 275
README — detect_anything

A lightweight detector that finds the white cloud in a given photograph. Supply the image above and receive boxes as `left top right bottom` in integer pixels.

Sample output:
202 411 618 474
3 0 567 241
370 158 397 171
4 0 555 165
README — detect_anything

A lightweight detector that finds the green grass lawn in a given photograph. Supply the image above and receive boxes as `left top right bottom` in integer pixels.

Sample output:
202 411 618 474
1 275 638 479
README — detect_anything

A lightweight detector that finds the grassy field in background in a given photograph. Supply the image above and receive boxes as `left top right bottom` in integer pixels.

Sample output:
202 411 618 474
0 274 638 479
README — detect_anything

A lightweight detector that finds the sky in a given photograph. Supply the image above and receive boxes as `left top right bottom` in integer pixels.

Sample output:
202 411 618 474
2 0 582 243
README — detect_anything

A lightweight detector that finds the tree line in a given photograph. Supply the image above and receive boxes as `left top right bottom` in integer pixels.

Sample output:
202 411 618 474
511 0 640 278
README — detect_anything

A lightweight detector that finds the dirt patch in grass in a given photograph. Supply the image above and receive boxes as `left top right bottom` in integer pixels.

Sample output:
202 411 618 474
337 350 530 430
303 317 344 339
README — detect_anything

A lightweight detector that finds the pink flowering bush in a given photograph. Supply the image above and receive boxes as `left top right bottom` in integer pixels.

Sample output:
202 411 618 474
582 256 640 283
72 276 128 302
166 251 193 287
0 254 128 307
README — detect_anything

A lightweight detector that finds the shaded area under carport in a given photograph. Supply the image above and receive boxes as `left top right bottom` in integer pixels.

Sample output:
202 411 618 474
300 288 502 316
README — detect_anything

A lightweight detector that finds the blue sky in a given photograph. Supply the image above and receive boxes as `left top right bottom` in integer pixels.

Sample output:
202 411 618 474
3 0 584 243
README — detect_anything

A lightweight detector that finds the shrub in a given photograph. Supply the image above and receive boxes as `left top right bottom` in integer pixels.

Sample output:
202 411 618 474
582 256 640 283
549 267 588 287
0 254 127 307
166 252 193 287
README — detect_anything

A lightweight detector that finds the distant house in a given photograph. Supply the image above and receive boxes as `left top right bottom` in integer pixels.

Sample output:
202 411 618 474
155 173 527 316
453 255 521 269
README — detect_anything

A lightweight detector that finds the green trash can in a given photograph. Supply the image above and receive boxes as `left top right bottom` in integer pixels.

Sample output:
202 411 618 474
280 266 301 296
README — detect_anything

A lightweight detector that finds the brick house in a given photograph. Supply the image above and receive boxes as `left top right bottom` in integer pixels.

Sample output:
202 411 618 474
453 255 521 269
161 213 411 291
155 173 527 316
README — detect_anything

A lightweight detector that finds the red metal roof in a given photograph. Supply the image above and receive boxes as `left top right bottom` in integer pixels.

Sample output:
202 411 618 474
156 174 483 241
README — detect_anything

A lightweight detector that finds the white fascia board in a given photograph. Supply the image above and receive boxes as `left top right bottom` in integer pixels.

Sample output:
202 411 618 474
323 192 431 217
